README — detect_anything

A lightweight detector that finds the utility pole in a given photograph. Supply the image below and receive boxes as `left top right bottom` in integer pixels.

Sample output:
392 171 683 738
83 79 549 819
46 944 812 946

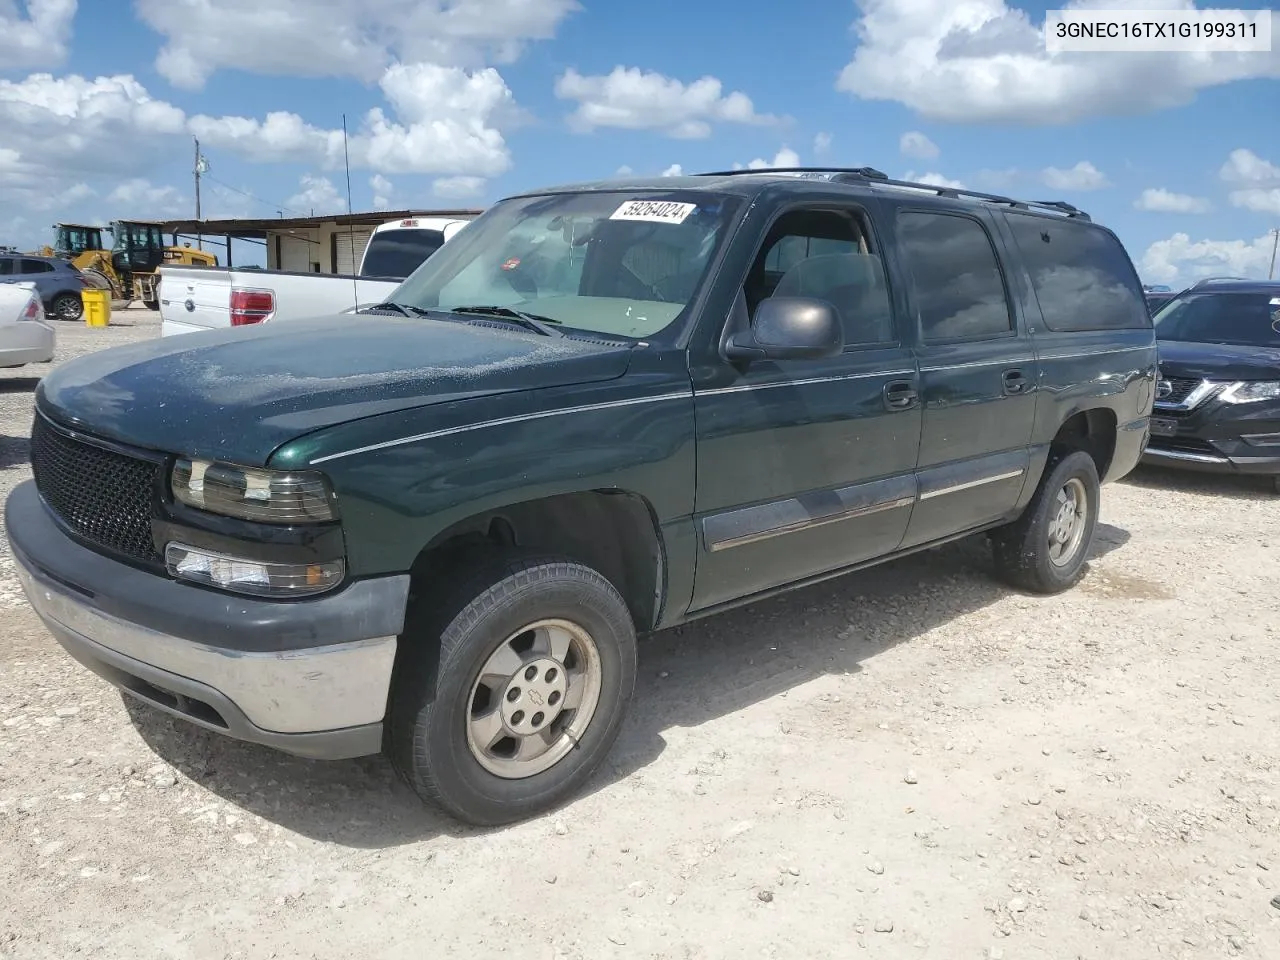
194 137 207 253
1269 227 1278 281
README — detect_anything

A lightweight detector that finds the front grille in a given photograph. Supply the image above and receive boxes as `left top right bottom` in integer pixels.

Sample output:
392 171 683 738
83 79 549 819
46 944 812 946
1157 377 1202 405
30 413 161 563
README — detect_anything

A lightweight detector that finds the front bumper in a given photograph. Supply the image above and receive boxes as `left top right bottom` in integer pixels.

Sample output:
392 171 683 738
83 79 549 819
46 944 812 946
1142 397 1280 477
7 480 410 760
0 320 55 367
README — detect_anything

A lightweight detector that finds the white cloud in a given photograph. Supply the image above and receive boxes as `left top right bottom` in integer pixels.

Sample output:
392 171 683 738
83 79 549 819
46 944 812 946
1140 231 1279 286
902 170 964 189
106 178 188 218
813 131 833 157
14 180 94 213
370 174 393 210
1219 148 1280 216
661 164 684 177
190 62 517 179
286 174 348 216
1220 147 1280 184
432 175 486 200
555 66 778 138
1134 188 1211 214
1042 161 1109 192
0 73 186 221
743 146 801 170
899 131 938 160
615 165 634 176
0 0 76 70
837 0 1280 124
136 0 580 89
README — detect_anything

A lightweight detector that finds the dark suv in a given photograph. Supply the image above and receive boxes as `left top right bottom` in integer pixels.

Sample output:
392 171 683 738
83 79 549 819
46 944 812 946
1143 278 1280 491
7 168 1157 825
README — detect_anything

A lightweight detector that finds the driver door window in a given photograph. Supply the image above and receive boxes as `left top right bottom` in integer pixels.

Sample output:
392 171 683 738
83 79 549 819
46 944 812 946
747 210 896 348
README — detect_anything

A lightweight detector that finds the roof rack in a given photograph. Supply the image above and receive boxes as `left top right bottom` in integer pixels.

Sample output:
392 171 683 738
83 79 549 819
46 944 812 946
1188 276 1253 288
693 166 1091 221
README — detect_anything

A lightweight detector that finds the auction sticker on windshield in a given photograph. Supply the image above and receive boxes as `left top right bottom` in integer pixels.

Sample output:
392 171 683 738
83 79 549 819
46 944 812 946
610 200 697 224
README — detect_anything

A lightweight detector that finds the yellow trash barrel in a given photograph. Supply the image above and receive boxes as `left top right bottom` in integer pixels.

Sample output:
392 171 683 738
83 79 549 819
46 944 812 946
82 288 110 327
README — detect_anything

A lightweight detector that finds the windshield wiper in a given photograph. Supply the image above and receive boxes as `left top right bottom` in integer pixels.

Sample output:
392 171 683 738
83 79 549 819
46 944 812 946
368 301 433 318
448 304 564 337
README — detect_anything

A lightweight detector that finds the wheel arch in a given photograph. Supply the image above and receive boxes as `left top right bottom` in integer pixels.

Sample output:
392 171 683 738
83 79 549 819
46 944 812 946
1048 406 1118 481
407 488 668 635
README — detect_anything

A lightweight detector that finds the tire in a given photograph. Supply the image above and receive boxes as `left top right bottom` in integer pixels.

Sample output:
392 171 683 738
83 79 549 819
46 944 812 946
990 449 1100 594
50 292 82 321
387 552 638 826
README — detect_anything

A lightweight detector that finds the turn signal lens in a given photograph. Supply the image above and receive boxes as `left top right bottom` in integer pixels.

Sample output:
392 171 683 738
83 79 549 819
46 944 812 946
165 543 345 597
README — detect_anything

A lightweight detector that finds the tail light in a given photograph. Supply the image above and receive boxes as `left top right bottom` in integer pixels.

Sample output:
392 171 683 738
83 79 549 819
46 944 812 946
229 287 274 326
19 294 42 321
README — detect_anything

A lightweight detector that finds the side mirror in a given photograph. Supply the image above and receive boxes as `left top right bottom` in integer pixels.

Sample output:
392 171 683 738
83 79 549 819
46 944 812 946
725 296 843 362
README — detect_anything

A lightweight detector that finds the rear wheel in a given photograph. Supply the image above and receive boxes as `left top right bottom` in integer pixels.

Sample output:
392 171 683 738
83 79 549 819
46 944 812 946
50 292 82 321
990 449 1100 594
387 553 637 826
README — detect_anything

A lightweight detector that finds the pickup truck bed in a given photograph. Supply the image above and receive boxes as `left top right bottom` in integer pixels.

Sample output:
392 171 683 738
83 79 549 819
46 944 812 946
158 265 400 336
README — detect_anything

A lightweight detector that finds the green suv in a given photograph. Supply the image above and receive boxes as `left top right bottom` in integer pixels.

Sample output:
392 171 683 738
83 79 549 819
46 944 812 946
7 168 1157 825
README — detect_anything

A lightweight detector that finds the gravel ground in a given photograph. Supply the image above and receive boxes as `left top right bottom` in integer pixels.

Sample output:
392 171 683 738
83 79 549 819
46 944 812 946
2 312 1278 960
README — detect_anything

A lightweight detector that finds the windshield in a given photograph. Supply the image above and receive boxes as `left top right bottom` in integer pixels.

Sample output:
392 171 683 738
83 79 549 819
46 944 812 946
1153 292 1280 347
360 228 446 279
391 190 742 340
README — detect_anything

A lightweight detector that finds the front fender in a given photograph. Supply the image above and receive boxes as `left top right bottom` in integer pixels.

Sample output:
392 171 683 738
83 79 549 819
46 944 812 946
271 371 697 578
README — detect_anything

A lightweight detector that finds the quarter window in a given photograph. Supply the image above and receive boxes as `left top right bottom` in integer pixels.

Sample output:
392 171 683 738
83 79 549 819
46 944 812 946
1006 215 1150 331
19 259 55 274
897 212 1013 341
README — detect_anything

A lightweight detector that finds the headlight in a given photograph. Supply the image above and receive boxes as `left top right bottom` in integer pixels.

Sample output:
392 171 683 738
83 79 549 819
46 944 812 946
1219 381 1280 404
172 459 337 523
166 543 344 597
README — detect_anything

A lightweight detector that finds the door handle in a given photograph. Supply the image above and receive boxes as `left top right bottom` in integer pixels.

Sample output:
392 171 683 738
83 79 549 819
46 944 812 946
1002 369 1030 395
883 379 919 411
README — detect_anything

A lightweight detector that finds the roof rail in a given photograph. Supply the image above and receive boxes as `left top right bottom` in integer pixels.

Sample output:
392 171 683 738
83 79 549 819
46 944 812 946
1188 276 1253 289
692 166 1092 221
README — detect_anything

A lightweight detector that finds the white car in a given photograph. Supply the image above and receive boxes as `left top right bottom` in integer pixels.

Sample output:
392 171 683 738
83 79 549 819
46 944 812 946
0 281 56 368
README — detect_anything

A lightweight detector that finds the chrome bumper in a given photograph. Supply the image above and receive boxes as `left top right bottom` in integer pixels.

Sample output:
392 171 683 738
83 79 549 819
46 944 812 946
7 479 406 760
16 559 396 735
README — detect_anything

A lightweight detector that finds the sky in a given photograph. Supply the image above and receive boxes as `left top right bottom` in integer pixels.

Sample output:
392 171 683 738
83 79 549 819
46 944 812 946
1 0 1279 285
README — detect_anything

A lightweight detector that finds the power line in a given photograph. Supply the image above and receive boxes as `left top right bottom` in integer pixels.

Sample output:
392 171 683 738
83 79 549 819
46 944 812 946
203 174 303 217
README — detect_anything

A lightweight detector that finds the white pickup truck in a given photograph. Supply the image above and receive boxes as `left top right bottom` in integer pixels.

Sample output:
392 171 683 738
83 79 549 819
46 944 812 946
157 215 473 337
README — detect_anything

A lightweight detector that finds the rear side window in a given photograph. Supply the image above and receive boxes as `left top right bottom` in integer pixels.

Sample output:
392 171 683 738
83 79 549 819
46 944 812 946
19 259 55 274
896 211 1013 341
1007 216 1150 331
0 258 12 276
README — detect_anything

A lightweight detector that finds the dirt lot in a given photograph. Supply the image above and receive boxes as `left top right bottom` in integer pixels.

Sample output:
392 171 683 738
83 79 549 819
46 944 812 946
1 311 1278 960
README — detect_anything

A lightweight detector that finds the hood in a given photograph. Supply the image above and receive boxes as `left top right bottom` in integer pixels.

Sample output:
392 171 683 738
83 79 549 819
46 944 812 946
1156 339 1280 381
37 314 634 465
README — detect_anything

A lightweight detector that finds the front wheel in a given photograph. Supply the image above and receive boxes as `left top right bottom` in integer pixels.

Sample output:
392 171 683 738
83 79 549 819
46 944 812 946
387 554 637 826
990 449 1100 594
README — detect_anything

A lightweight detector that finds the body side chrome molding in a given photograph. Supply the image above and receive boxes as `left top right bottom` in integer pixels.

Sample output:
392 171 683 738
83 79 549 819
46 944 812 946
918 468 1025 501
